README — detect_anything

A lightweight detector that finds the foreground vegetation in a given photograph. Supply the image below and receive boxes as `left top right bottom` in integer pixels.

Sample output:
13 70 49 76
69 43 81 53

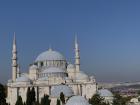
0 83 8 105
0 83 131 105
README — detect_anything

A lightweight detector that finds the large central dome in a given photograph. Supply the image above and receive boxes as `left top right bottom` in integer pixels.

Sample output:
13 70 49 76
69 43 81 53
35 48 66 62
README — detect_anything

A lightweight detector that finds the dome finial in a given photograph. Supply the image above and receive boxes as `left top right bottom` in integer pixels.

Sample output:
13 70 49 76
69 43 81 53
75 33 78 44
48 44 52 51
13 32 16 45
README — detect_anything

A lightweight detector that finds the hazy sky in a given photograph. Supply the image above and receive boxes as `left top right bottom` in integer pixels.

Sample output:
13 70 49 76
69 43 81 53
0 0 140 83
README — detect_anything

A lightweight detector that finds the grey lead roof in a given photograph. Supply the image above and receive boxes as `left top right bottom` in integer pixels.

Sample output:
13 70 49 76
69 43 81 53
98 89 113 97
35 48 66 62
66 96 91 105
51 84 74 97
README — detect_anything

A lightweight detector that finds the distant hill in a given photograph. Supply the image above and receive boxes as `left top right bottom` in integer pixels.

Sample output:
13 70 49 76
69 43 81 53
98 82 140 89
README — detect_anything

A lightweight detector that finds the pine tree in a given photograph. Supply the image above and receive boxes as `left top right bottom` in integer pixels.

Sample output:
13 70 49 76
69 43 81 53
15 96 24 105
26 87 36 105
0 83 8 105
31 87 36 105
89 94 109 105
56 99 60 105
89 94 103 105
35 101 40 105
60 92 65 105
40 95 51 105
26 87 31 105
113 93 127 105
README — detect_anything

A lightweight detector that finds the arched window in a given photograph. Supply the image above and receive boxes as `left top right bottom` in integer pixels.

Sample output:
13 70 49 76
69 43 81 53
41 62 43 66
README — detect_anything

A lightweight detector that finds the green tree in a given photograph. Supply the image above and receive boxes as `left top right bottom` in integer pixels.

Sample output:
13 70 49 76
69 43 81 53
40 95 51 105
113 93 127 105
26 87 36 105
31 87 36 105
137 90 140 95
26 87 31 105
0 83 7 105
35 101 40 105
15 96 24 105
60 92 65 105
89 94 104 105
56 99 60 105
89 94 110 105
102 102 110 105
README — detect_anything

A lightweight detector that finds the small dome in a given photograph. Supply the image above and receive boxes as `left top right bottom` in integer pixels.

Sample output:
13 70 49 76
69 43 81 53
35 48 65 62
51 85 74 98
42 67 65 73
76 71 89 80
130 98 139 103
30 65 38 70
16 75 30 82
66 96 90 105
67 64 75 69
98 89 113 97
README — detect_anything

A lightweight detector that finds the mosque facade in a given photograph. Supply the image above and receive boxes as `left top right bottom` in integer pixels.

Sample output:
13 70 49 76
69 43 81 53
7 34 98 105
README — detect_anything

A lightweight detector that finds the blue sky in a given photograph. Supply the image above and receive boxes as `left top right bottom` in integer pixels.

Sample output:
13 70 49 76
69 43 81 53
0 0 140 83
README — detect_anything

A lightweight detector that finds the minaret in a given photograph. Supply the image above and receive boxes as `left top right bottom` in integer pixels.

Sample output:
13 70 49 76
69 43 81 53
17 65 20 78
12 32 18 82
75 35 80 72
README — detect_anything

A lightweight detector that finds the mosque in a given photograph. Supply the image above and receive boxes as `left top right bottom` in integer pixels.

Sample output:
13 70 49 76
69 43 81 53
7 33 113 105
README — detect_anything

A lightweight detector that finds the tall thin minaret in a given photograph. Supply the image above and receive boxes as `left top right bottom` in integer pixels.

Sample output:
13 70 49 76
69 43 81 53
75 35 80 72
17 65 20 78
12 32 18 82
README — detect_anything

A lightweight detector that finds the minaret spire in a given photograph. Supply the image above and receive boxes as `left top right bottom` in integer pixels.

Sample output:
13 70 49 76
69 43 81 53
49 44 52 51
13 32 16 45
12 32 18 82
75 34 80 72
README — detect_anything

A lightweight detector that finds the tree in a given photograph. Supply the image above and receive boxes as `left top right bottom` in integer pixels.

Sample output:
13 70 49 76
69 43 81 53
89 94 104 105
26 87 31 105
0 83 7 105
40 95 51 105
35 101 40 105
89 94 110 105
137 90 140 95
102 102 110 105
26 87 36 105
31 87 36 105
60 92 65 105
15 96 24 105
112 93 127 105
56 99 60 105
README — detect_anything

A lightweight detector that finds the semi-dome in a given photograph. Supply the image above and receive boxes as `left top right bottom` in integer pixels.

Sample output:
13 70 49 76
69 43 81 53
51 85 74 97
30 65 38 70
16 75 30 82
66 96 90 105
98 89 113 97
35 48 66 62
76 71 89 81
42 67 65 73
